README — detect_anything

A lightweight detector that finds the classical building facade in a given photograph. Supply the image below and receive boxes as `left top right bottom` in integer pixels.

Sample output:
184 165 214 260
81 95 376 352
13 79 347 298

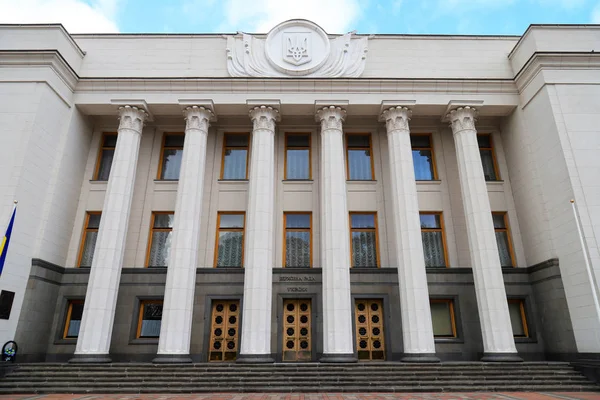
0 20 599 363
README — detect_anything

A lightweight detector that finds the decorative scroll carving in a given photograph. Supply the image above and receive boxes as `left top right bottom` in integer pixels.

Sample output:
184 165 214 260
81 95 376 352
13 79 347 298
117 105 148 134
249 106 279 132
381 106 412 133
447 106 478 133
183 106 213 132
316 106 346 131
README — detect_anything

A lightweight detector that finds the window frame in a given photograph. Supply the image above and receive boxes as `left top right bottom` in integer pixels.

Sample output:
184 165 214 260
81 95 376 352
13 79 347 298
492 211 516 267
63 299 84 339
283 212 313 268
284 132 312 180
157 132 185 180
477 133 501 181
220 132 250 180
214 212 246 268
145 211 174 268
93 132 117 180
430 298 457 339
508 298 529 338
76 211 101 268
410 133 438 181
349 212 380 268
345 133 375 181
136 299 163 339
420 211 450 268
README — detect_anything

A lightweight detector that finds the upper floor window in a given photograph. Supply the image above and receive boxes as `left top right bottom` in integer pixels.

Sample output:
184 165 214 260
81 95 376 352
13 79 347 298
284 213 311 268
77 212 101 268
493 212 515 267
350 212 379 268
215 212 245 268
158 133 184 180
221 133 249 180
477 134 500 181
420 212 448 268
63 299 84 339
430 299 457 338
411 134 437 180
94 133 117 180
146 212 174 267
137 300 163 339
346 134 374 180
508 299 529 338
285 133 311 180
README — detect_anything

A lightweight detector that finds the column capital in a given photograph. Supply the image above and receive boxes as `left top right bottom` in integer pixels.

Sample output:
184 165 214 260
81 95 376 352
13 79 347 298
249 105 279 132
446 106 478 133
117 105 148 134
316 106 346 131
183 106 214 132
380 106 412 133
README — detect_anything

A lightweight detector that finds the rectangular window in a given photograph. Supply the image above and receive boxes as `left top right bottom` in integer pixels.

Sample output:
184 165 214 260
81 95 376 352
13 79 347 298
77 212 101 268
215 212 245 268
285 133 311 180
430 299 457 338
94 133 117 180
284 213 311 268
350 212 379 267
146 212 174 267
508 299 529 338
420 213 448 267
477 134 500 181
63 300 84 339
221 133 249 180
346 134 374 180
493 212 515 267
158 133 184 180
136 300 163 339
411 134 437 180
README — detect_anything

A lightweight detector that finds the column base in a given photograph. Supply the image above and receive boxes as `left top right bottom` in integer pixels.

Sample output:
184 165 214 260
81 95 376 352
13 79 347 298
236 354 274 363
481 352 523 362
401 353 440 363
319 353 358 363
69 354 112 363
152 354 193 364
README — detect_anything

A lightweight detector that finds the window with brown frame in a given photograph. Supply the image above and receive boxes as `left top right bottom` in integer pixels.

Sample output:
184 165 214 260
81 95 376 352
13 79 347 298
215 212 245 268
430 299 457 338
94 133 117 180
420 212 448 268
136 300 163 339
346 133 375 180
77 212 101 268
63 300 84 339
146 212 174 267
477 134 500 181
350 212 379 268
284 213 311 268
492 212 515 267
508 299 529 338
221 133 249 180
285 133 311 180
158 133 184 180
411 134 438 180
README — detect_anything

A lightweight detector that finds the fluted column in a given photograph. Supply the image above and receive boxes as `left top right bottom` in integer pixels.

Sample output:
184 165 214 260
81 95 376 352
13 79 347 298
237 105 279 363
447 106 521 362
72 105 148 362
381 107 439 362
154 106 214 363
316 106 356 362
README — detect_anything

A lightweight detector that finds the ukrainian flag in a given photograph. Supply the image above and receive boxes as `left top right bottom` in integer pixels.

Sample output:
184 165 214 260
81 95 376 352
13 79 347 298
0 202 17 276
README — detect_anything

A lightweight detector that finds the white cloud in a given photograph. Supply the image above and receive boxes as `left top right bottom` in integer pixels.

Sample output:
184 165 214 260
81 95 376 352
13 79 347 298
593 3 600 22
220 0 361 33
0 0 120 33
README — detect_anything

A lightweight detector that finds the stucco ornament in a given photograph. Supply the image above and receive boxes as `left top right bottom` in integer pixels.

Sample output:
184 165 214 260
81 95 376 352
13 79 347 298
226 19 369 78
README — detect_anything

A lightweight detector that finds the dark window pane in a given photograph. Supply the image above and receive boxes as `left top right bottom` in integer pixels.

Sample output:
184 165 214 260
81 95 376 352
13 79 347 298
96 149 114 180
88 214 101 229
0 291 15 320
348 149 372 180
287 134 309 147
351 231 378 267
422 231 446 267
160 149 183 180
80 231 98 267
411 135 431 148
420 214 441 229
347 135 370 147
351 214 375 229
103 134 117 147
286 231 311 267
286 149 309 179
217 232 243 267
141 303 163 338
153 214 174 228
225 135 249 147
71 303 84 320
143 303 163 320
412 149 435 180
480 150 497 181
286 214 310 229
148 231 172 267
431 301 454 337
477 135 492 148
223 149 248 179
219 214 244 228
492 214 506 229
496 231 513 267
66 302 84 338
508 302 526 337
164 134 184 147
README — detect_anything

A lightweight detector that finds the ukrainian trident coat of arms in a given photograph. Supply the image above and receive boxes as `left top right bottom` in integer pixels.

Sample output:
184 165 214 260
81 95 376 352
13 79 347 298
283 32 311 66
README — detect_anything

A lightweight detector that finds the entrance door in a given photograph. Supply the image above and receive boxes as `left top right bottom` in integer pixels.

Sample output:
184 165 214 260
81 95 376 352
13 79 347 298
355 299 385 360
208 300 240 362
282 299 312 361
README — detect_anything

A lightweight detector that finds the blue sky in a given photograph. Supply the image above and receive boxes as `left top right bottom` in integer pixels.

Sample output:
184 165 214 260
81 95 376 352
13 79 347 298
1 0 599 35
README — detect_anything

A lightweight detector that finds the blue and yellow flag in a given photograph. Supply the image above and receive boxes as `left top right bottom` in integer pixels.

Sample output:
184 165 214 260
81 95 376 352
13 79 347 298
0 202 17 276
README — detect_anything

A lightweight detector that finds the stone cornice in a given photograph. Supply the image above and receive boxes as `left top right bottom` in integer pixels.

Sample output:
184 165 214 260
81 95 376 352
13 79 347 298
0 24 86 58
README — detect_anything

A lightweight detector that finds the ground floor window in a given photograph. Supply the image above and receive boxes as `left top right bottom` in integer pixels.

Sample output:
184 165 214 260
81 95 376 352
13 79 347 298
63 300 84 339
137 300 163 338
430 299 457 338
508 299 529 338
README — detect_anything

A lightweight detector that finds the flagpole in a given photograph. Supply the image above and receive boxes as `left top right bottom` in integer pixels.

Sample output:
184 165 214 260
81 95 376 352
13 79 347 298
570 199 600 321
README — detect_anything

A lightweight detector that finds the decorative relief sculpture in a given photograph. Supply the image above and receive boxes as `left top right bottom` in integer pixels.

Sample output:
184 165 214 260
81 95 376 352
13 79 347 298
226 19 369 78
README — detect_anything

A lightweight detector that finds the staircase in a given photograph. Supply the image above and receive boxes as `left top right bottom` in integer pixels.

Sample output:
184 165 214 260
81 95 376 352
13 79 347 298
0 362 598 394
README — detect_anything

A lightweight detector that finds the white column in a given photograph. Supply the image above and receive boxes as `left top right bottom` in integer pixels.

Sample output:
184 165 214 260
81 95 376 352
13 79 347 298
447 106 521 361
154 106 214 363
72 105 147 362
237 105 279 363
316 106 356 362
381 106 439 362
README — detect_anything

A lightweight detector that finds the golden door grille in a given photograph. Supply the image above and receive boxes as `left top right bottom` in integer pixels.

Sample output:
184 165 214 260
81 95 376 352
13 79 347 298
209 300 239 361
355 299 385 360
282 299 312 361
